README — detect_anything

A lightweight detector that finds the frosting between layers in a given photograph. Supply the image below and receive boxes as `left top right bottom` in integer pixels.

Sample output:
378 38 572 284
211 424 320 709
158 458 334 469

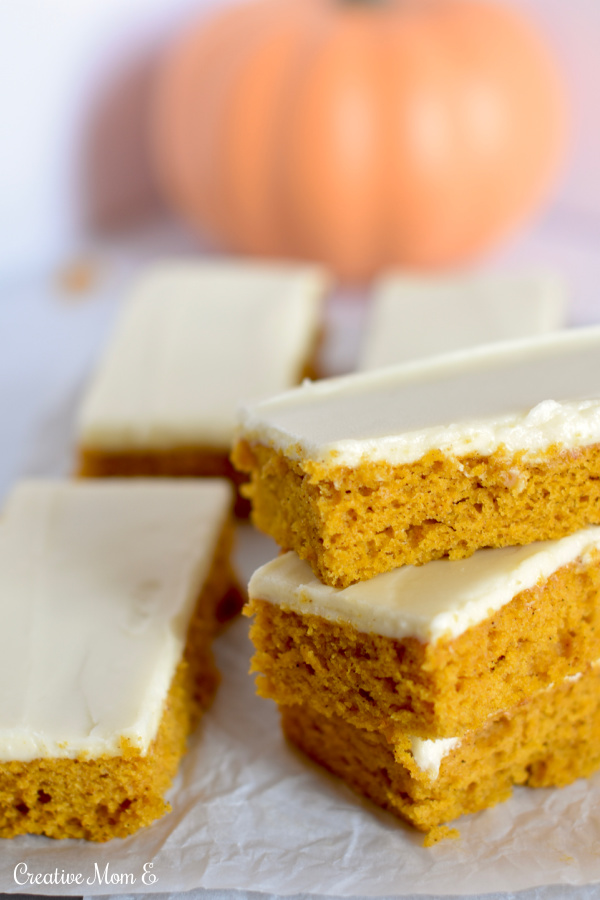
0 479 232 762
409 737 461 779
239 326 600 466
411 661 600 780
78 261 326 450
248 527 600 644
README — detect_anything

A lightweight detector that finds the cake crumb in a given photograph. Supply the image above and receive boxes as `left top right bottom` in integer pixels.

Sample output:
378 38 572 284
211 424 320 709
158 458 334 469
423 825 460 847
57 259 97 298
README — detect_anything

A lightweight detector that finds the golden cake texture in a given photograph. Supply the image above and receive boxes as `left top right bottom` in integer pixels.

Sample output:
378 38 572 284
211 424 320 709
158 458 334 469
281 659 600 837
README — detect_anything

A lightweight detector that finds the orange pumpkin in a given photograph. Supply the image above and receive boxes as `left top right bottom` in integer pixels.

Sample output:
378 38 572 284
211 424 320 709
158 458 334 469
152 0 566 283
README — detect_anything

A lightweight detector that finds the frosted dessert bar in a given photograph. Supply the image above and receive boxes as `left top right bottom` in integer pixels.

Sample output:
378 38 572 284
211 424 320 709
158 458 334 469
247 529 600 738
359 271 566 370
282 660 600 838
0 479 237 841
77 260 327 514
234 326 600 586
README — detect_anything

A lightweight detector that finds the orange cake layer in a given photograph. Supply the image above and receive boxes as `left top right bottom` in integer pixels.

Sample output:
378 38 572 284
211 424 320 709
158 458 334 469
185 515 243 630
0 552 224 842
79 447 251 518
281 660 600 838
235 442 600 587
248 548 600 738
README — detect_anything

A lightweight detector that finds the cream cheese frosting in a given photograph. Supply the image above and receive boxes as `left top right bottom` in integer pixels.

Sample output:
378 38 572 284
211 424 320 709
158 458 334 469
360 272 566 370
239 326 600 467
409 737 461 779
248 526 600 644
0 479 232 762
78 260 326 450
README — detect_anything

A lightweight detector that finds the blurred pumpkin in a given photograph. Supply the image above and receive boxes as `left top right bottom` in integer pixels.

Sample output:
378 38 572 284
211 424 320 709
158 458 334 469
152 0 566 283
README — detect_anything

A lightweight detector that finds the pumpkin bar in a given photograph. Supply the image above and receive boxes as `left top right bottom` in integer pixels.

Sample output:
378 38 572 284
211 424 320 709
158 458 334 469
234 326 600 586
77 260 327 515
0 478 237 841
281 659 600 837
359 271 566 370
247 528 600 739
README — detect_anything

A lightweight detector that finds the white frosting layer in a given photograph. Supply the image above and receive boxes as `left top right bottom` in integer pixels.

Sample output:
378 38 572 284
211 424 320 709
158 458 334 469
360 272 566 370
0 479 232 762
409 737 461 779
239 326 600 466
78 260 326 450
248 527 600 644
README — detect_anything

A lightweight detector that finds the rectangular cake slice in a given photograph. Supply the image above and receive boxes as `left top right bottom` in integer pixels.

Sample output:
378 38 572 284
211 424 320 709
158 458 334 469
77 260 327 514
281 659 600 839
234 326 600 586
360 271 566 370
0 478 236 841
247 528 600 738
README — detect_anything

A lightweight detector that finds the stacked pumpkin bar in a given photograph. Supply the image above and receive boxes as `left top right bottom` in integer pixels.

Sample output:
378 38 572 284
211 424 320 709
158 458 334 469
235 325 600 840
